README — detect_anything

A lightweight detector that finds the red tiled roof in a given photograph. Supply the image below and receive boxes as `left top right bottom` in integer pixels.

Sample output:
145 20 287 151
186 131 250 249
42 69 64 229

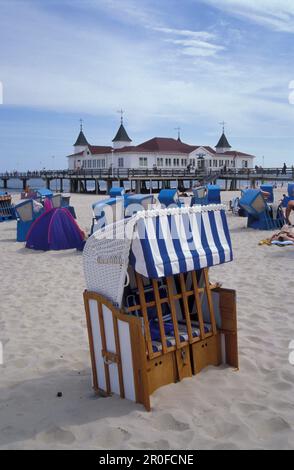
114 137 198 154
202 146 216 154
114 145 138 153
222 150 254 157
138 137 197 153
88 145 113 155
66 151 84 158
66 139 254 159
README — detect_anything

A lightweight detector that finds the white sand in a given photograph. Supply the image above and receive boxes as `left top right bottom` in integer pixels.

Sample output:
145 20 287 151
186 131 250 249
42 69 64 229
0 190 294 450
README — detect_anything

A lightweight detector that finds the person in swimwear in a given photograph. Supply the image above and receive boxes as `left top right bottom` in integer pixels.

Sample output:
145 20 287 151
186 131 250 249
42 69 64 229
270 225 294 243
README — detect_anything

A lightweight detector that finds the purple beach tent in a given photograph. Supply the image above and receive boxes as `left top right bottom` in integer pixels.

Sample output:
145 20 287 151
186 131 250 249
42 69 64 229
26 206 85 251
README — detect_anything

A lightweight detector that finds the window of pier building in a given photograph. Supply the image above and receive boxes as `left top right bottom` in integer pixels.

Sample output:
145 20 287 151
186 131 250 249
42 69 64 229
139 157 148 167
157 157 163 167
118 158 124 168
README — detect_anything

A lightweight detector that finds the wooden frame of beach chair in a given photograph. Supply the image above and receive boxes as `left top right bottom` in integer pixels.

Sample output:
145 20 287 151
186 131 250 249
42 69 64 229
83 266 238 411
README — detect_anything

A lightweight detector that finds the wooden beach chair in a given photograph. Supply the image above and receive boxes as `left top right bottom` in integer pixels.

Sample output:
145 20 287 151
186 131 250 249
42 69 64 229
83 205 238 410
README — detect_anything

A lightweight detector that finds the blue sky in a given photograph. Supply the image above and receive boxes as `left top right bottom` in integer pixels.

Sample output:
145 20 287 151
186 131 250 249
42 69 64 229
0 0 294 171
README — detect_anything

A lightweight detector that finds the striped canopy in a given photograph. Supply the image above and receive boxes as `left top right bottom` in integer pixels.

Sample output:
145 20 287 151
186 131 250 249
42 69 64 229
130 205 233 279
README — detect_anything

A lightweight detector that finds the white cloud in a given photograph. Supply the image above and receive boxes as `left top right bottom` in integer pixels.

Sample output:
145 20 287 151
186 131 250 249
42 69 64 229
156 27 225 57
155 27 216 41
201 0 294 32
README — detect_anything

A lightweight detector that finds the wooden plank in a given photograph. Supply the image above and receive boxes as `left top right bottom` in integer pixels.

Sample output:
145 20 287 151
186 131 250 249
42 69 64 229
113 316 125 398
217 288 239 369
97 301 111 395
191 334 222 374
152 279 168 354
126 291 199 314
132 321 151 411
166 276 181 349
203 268 217 335
175 346 192 380
179 273 193 342
191 270 205 339
147 353 177 395
83 291 99 392
135 273 154 359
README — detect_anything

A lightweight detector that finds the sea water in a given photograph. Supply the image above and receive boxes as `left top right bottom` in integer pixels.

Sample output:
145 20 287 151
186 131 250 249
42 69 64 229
0 177 287 193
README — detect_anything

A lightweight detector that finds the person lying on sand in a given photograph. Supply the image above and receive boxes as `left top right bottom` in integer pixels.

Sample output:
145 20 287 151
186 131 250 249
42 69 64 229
270 225 294 243
259 225 294 245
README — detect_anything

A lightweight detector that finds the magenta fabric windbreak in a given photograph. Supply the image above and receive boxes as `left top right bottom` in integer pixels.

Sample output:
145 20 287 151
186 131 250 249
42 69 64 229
26 208 85 251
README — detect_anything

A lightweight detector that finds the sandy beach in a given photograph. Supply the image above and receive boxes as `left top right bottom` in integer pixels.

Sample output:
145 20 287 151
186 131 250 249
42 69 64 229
0 190 294 450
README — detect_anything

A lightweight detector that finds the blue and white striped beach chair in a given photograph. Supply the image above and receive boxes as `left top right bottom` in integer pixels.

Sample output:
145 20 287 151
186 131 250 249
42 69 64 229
83 204 238 410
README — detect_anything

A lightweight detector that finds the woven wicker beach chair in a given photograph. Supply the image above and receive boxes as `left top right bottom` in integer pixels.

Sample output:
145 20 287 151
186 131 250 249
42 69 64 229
83 205 238 410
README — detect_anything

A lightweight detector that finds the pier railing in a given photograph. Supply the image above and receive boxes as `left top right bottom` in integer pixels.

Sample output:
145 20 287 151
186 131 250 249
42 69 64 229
0 167 293 181
0 168 219 179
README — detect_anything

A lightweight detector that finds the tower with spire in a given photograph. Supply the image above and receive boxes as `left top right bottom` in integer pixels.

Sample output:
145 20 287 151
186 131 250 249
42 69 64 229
215 121 231 154
175 127 181 142
73 119 89 154
112 109 132 149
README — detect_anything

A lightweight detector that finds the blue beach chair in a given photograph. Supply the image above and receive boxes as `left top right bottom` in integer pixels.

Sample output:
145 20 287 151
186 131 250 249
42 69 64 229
54 193 77 218
206 185 221 204
14 199 44 241
109 186 125 198
239 189 284 230
124 194 154 216
91 197 124 234
158 189 182 208
282 183 294 208
191 184 221 206
260 184 274 203
36 188 54 200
